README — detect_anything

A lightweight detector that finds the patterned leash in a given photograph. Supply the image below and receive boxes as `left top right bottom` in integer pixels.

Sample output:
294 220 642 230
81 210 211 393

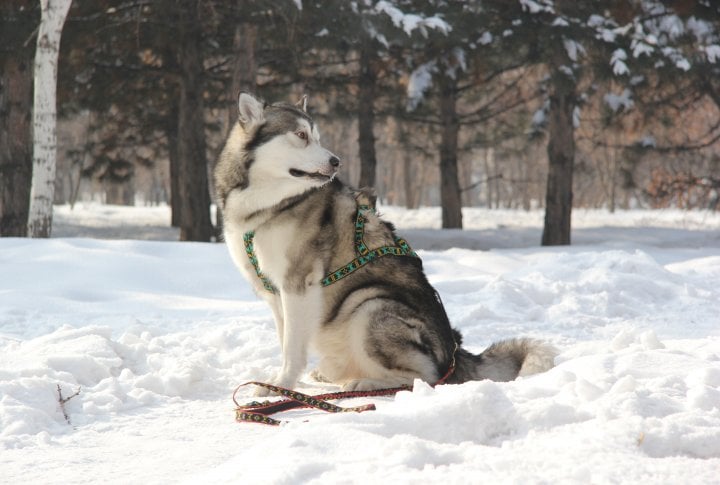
234 382 409 426
234 343 458 426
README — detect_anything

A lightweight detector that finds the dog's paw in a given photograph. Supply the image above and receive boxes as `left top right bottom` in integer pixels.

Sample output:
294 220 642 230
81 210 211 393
252 372 298 397
251 371 282 397
252 385 273 397
309 368 331 383
342 377 412 392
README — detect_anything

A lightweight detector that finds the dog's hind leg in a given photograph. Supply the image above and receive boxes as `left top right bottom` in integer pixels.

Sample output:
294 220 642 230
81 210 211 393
333 302 444 391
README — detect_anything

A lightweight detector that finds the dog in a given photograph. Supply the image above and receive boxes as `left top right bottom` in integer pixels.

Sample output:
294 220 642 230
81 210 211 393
215 92 556 396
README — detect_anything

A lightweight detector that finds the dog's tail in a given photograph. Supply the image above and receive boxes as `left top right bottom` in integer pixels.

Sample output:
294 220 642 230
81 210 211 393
451 337 557 383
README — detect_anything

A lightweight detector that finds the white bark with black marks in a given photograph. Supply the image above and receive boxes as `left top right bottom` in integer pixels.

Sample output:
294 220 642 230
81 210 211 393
28 0 72 237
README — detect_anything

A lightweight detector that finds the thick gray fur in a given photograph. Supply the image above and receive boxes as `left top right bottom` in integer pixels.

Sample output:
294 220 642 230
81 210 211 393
215 93 556 393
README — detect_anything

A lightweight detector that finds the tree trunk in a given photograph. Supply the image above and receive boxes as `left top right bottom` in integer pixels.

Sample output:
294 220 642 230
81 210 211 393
357 36 378 189
227 21 257 130
217 20 257 239
608 144 617 213
438 74 462 229
483 148 494 208
541 46 576 246
105 181 134 206
402 154 418 209
165 100 181 227
176 0 213 242
0 0 35 236
27 0 72 238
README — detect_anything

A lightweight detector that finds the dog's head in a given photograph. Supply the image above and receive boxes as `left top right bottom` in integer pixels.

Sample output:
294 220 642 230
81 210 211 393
236 92 340 188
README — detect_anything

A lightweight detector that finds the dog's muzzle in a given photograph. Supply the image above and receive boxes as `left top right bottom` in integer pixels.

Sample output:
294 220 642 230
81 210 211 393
289 157 340 181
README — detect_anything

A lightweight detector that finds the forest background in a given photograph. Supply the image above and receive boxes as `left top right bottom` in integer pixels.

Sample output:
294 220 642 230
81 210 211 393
1 0 719 244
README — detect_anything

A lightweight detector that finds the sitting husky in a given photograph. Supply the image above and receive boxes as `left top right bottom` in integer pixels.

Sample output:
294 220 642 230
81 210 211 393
215 93 555 395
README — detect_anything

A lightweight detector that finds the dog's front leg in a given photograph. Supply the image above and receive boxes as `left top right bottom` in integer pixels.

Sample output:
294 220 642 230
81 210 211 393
255 285 323 396
267 294 284 350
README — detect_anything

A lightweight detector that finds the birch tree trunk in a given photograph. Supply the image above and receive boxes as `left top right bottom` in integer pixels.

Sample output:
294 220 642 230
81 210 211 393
27 0 72 237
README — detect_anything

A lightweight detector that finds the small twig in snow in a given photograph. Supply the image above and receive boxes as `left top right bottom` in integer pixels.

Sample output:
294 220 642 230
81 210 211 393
57 384 81 425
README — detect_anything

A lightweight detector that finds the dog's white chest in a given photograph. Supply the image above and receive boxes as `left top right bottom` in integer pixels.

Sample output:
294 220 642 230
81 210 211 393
252 224 296 290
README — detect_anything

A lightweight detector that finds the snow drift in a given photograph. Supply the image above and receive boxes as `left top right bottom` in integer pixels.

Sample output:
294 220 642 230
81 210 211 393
1 204 719 483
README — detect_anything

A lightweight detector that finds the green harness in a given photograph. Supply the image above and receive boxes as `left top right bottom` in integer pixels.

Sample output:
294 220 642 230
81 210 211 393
243 204 418 294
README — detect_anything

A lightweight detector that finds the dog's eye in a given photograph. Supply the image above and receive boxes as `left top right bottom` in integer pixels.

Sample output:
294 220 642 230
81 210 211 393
295 131 307 141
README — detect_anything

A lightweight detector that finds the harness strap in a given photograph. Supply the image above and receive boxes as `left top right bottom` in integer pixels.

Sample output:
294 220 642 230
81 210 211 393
321 204 417 286
243 231 278 294
435 341 458 386
243 204 418 293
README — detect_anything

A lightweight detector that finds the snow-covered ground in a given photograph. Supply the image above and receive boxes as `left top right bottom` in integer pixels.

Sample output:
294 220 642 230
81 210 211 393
2 203 720 484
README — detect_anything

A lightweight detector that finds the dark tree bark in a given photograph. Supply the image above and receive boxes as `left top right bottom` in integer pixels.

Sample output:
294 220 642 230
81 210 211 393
166 100 181 228
227 21 257 128
215 19 258 240
541 46 576 246
0 47 33 236
105 181 134 206
438 74 463 229
175 0 213 242
403 154 420 209
357 36 378 189
0 1 36 237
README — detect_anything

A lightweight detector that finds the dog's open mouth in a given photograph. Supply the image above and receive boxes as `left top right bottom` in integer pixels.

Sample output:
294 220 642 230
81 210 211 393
289 169 334 181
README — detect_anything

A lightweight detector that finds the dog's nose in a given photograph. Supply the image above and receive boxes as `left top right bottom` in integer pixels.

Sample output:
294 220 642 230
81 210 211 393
329 156 341 168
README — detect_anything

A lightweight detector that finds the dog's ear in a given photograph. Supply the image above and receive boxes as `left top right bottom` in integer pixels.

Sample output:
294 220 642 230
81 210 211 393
237 92 265 129
296 94 308 113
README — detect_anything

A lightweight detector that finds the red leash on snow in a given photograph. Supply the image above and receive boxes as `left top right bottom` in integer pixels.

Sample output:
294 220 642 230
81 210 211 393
234 344 457 426
233 382 408 426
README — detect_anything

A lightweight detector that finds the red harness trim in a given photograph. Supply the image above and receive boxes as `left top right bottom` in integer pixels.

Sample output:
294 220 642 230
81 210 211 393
434 341 458 386
235 344 458 426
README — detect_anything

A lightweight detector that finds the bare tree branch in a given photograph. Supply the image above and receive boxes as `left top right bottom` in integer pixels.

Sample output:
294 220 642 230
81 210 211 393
57 384 81 425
